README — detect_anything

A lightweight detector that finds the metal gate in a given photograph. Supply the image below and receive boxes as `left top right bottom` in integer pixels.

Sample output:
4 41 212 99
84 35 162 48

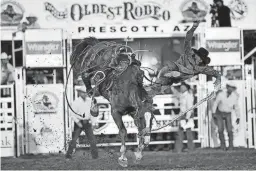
245 60 256 148
0 84 16 157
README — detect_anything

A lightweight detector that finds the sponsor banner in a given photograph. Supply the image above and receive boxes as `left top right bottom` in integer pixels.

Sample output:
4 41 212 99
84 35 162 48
1 0 255 36
205 27 241 66
44 1 172 23
26 41 62 55
206 40 240 52
23 29 63 68
26 84 65 153
73 23 197 38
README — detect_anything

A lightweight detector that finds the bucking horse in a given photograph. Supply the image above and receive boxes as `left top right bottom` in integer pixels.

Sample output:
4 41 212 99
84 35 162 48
69 37 155 167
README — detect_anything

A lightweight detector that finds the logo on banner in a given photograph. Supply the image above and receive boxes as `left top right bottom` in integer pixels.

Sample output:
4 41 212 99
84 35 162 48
1 134 12 147
26 41 62 54
44 2 68 19
1 0 25 26
180 0 208 23
44 1 171 21
33 125 63 147
32 91 59 114
206 40 240 52
229 0 248 20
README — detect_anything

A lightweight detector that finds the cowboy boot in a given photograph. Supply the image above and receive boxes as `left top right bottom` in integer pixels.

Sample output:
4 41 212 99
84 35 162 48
228 132 234 151
219 132 226 151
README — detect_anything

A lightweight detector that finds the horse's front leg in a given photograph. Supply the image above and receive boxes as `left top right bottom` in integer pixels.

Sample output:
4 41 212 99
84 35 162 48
112 110 128 167
134 111 152 163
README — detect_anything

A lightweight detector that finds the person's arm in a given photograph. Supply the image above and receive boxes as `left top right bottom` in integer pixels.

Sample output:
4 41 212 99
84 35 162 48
186 93 194 119
184 21 200 55
70 101 83 127
7 63 15 84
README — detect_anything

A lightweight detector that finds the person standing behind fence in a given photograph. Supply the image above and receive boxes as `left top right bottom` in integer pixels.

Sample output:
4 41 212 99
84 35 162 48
65 87 98 159
1 52 15 97
212 83 240 151
1 52 15 85
171 82 195 152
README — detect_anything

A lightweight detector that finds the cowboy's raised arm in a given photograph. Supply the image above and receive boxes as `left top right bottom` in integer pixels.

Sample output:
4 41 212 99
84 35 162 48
184 21 200 55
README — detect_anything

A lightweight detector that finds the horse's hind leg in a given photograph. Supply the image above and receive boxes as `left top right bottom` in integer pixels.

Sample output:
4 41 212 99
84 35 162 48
112 109 128 167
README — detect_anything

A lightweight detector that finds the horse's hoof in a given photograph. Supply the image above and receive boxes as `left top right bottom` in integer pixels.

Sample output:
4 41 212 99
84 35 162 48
118 157 128 167
134 158 141 164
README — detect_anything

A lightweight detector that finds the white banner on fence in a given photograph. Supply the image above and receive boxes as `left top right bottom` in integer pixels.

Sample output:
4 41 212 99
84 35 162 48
25 84 65 154
90 94 181 135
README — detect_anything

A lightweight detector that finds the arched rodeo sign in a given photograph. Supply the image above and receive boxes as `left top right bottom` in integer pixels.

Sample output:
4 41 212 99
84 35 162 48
44 1 172 35
45 1 171 21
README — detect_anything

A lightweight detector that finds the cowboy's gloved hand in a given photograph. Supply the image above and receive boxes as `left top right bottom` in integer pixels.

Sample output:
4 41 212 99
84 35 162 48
236 118 240 124
193 20 200 27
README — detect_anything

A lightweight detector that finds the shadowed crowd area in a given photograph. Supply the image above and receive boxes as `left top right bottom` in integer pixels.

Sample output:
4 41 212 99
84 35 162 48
1 148 256 170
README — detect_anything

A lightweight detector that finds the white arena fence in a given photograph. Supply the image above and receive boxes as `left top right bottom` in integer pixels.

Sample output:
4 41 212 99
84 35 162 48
73 85 202 147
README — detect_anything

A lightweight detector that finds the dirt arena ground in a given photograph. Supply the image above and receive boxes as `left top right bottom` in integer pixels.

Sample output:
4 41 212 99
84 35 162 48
1 148 256 170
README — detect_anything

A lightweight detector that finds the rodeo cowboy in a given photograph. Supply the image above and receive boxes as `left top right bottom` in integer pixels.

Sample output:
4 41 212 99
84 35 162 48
150 20 221 94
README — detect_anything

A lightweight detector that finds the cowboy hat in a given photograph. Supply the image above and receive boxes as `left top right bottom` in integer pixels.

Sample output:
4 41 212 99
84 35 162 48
192 47 211 65
215 0 223 3
1 52 11 60
76 87 87 93
226 82 237 89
